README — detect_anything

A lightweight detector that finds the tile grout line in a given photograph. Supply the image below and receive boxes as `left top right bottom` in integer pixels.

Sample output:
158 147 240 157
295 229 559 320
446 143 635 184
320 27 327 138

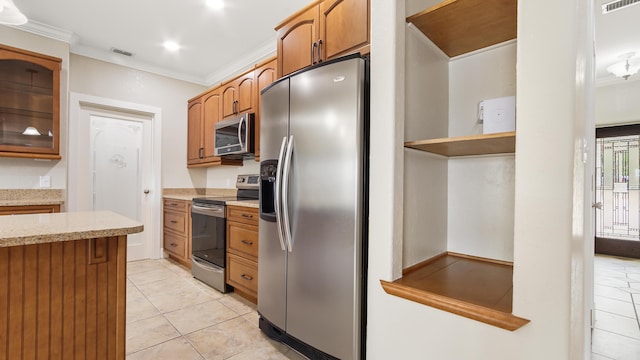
126 260 207 359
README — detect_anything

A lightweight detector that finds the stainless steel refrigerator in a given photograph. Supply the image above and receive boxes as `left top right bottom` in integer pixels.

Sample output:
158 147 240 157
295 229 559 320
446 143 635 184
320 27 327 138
258 54 368 360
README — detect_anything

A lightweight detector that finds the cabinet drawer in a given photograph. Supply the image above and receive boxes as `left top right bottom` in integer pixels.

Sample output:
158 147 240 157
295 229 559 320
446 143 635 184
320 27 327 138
228 222 258 260
164 211 187 234
163 232 186 258
163 198 189 212
227 254 258 295
227 206 258 226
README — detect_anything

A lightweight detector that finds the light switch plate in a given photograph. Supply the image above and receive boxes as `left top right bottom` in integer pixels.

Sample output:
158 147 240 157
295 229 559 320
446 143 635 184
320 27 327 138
39 175 51 188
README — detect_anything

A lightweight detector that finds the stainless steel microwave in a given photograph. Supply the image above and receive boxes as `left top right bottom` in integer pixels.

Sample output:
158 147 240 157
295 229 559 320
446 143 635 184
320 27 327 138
214 112 255 157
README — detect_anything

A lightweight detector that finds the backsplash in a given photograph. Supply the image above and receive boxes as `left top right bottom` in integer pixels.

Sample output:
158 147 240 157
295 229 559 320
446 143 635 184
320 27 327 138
205 160 259 189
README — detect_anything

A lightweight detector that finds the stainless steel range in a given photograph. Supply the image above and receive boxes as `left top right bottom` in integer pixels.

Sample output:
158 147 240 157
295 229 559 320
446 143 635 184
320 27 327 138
191 174 259 292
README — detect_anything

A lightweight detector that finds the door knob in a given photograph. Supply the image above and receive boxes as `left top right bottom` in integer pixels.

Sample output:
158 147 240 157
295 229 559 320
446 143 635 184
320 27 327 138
592 202 602 209
144 189 150 194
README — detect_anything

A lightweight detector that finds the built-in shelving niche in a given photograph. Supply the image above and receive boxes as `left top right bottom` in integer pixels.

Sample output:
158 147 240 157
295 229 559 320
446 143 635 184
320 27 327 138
382 0 529 331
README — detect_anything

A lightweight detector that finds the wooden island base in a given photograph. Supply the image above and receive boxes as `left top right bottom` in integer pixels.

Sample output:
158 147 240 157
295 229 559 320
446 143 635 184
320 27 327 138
0 236 127 359
0 211 142 360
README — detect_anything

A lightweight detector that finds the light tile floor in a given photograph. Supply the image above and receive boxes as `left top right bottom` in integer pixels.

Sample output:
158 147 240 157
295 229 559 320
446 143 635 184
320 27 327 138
125 258 307 360
592 254 640 359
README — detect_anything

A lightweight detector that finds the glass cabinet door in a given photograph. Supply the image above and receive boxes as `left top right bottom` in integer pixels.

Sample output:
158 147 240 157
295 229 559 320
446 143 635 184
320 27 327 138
0 45 61 159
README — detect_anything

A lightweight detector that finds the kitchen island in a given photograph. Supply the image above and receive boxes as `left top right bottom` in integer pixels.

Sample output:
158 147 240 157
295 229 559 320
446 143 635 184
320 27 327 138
0 211 143 360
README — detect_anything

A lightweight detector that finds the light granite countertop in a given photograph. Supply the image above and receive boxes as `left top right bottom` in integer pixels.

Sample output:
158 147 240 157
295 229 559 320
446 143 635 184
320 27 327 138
0 189 65 206
0 211 143 247
163 195 259 208
163 194 197 201
226 200 259 209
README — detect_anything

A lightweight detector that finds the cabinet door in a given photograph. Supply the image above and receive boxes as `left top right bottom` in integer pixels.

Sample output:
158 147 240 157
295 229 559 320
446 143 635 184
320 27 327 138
236 71 254 114
276 4 319 77
186 99 203 165
319 0 370 60
202 88 222 162
254 59 277 160
0 45 62 159
221 83 237 119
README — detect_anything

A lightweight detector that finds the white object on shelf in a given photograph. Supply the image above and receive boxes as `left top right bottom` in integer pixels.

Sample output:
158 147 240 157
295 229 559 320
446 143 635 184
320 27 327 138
479 96 516 134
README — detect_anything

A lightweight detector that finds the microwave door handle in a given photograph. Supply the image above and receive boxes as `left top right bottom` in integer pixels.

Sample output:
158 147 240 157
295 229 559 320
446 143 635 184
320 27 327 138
237 116 245 150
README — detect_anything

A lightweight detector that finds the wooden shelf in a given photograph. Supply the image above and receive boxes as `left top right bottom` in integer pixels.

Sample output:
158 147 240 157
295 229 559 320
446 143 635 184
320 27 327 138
405 131 515 157
380 252 529 331
406 0 517 57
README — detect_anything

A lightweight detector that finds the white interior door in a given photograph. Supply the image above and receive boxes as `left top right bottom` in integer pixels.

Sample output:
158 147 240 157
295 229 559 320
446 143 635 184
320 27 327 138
89 115 152 261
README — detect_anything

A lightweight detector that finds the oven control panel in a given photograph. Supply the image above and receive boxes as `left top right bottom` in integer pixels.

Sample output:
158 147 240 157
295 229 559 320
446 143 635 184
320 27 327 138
237 174 260 189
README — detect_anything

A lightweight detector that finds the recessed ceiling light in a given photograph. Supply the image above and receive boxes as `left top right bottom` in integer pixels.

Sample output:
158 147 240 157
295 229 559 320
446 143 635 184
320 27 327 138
163 41 180 51
206 0 224 10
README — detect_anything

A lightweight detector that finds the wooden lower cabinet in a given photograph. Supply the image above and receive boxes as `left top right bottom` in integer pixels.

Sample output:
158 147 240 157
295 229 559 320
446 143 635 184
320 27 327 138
0 236 127 359
226 205 259 303
0 204 60 215
163 199 192 268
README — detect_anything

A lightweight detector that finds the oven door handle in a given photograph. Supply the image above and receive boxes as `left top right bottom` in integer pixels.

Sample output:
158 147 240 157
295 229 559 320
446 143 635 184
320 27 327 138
275 136 288 252
191 204 225 217
192 257 223 272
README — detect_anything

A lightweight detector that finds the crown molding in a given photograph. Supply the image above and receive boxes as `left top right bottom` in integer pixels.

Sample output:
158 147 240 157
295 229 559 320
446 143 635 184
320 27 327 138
71 43 209 85
204 37 277 86
596 73 640 87
12 20 78 44
10 20 276 87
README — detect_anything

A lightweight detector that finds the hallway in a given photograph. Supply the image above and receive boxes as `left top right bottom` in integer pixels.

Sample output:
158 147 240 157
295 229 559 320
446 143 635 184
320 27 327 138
592 255 640 359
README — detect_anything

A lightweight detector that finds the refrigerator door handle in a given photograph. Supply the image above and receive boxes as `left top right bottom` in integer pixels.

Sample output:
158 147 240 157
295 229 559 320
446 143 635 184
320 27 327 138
274 136 288 251
281 135 294 252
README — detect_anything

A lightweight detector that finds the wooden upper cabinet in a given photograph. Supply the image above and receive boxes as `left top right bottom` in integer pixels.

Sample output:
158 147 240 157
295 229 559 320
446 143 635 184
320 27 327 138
221 83 237 119
202 88 222 161
276 3 320 77
276 0 369 77
187 98 203 165
0 44 62 160
254 58 278 161
222 70 255 119
187 88 243 168
319 0 370 60
237 72 254 114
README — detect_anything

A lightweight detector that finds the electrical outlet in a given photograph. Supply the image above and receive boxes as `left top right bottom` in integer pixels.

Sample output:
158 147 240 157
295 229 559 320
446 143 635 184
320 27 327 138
39 175 51 188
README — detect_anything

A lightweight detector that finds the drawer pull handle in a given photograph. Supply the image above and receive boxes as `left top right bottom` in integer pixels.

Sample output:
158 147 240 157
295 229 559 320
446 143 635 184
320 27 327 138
241 240 253 245
241 274 253 281
171 203 178 206
241 214 253 218
170 243 177 247
170 220 178 224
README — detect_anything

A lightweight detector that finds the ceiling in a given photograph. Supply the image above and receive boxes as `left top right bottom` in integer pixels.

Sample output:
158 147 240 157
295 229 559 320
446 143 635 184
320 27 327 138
9 0 310 86
4 0 640 86
595 0 640 85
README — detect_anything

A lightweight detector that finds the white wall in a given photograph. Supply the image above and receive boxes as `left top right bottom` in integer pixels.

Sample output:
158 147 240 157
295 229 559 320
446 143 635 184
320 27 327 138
596 79 640 126
0 26 69 190
448 43 516 137
205 160 260 189
448 155 515 260
69 54 207 189
402 17 449 268
366 0 592 358
447 43 516 261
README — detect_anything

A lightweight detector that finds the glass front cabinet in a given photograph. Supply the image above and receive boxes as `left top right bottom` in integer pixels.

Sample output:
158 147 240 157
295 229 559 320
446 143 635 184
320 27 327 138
0 44 61 159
